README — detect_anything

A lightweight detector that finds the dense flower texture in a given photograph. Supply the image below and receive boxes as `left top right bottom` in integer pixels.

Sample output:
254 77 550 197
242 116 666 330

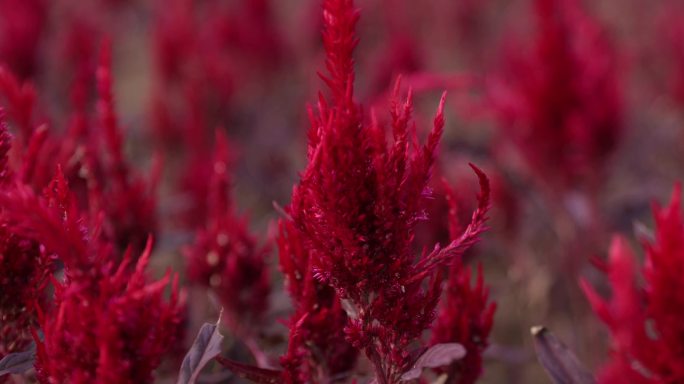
289 0 491 382
0 47 180 382
490 0 622 192
0 111 52 365
1 167 182 384
184 130 270 338
581 185 684 383
278 219 357 383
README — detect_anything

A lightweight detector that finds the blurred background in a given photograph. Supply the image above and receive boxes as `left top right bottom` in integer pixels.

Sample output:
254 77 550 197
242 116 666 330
2 0 684 382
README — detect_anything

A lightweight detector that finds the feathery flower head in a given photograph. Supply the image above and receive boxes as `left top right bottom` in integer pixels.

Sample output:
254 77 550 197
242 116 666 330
289 0 491 381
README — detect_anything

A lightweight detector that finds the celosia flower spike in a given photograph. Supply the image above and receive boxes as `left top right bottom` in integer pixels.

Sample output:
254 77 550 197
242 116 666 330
96 40 125 180
490 0 622 192
581 184 684 383
289 0 492 381
93 40 158 255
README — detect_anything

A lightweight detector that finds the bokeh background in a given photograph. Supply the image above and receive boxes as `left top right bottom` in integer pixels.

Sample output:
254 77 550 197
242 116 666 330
2 0 684 382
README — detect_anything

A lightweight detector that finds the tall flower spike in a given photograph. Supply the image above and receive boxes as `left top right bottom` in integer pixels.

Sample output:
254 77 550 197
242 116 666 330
581 184 684 383
289 0 491 382
489 0 622 192
95 41 158 255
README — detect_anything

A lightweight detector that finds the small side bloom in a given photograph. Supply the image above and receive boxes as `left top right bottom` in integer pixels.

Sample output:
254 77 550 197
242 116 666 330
184 131 270 336
431 262 496 384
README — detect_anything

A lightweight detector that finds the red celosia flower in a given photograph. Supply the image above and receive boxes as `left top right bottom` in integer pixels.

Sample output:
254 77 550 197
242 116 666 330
288 0 491 381
0 110 52 364
581 184 684 383
278 219 357 383
489 0 622 193
184 130 270 339
1 167 182 384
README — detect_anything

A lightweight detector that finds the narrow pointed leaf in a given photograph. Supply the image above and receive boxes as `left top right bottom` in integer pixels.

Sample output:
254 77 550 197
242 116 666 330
177 314 224 384
401 343 466 381
0 347 35 376
531 326 595 384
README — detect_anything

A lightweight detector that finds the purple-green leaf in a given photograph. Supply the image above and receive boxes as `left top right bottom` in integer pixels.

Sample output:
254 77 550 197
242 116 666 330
401 343 466 381
177 313 224 384
531 326 595 384
0 346 35 377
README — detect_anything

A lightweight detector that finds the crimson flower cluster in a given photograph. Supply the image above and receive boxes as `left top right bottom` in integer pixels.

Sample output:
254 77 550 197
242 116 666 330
2 168 182 383
0 43 181 383
490 0 622 192
288 0 491 382
581 185 684 383
184 130 270 338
